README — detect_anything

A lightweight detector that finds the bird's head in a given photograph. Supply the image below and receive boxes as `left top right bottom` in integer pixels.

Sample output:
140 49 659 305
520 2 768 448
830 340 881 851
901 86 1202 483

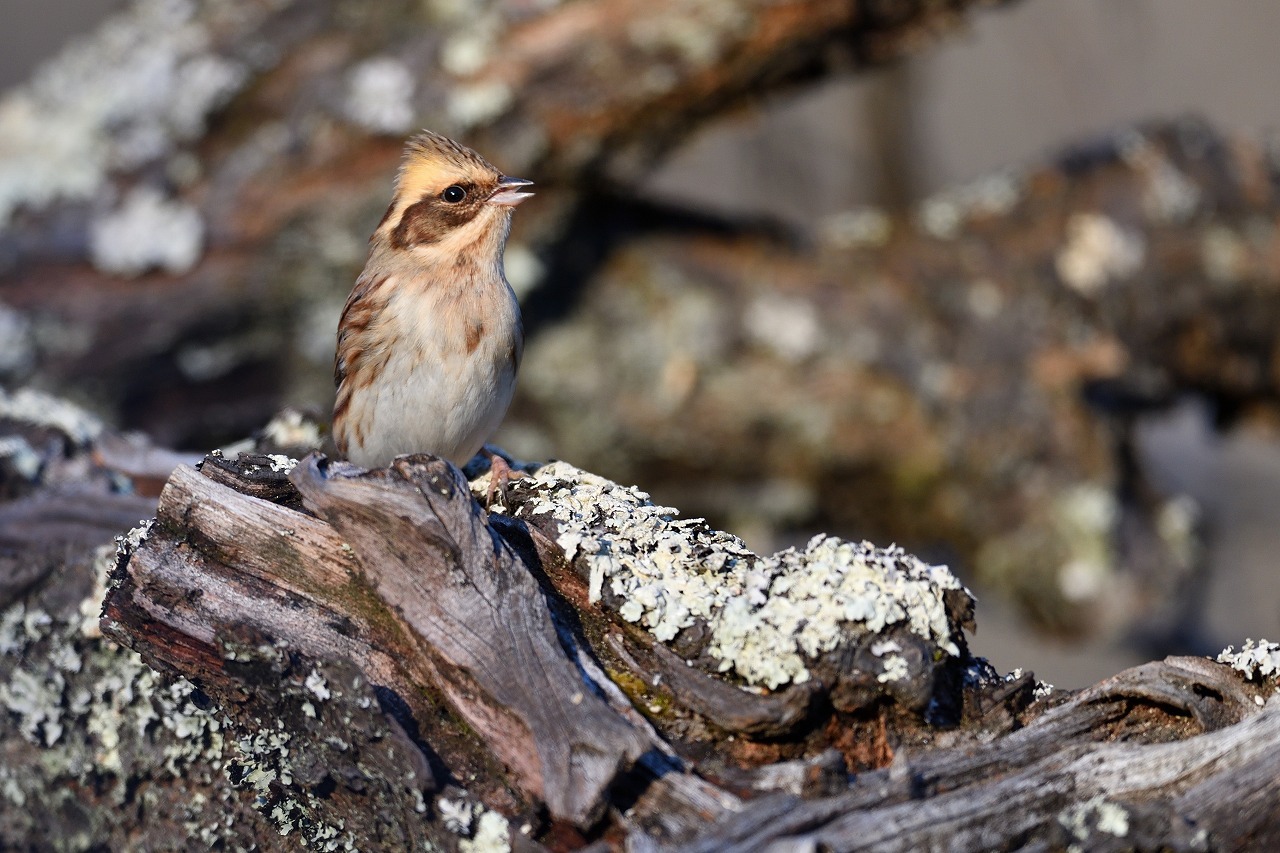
378 130 533 261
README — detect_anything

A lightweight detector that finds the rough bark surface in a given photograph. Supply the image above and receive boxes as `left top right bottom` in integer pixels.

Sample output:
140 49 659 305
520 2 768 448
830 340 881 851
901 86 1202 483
5 398 1278 850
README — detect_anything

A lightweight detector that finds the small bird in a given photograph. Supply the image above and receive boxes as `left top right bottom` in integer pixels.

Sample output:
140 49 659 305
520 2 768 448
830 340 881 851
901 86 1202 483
332 130 533 469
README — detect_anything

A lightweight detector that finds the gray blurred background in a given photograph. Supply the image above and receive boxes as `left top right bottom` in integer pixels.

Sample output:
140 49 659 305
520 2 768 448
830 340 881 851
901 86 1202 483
4 0 1279 687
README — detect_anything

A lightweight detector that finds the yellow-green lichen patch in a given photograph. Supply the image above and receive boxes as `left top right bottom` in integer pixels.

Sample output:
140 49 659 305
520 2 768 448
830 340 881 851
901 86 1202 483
516 462 971 690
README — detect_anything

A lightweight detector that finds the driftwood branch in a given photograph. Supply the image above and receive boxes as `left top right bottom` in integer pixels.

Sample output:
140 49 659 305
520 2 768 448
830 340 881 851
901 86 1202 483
3 392 1279 848
695 657 1275 852
80 441 1280 849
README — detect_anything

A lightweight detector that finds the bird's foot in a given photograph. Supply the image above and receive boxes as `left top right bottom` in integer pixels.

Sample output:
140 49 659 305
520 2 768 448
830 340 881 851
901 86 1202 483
483 449 524 511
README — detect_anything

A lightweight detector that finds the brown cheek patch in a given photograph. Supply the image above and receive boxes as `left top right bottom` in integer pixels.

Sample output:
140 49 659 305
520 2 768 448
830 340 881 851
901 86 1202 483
391 197 481 248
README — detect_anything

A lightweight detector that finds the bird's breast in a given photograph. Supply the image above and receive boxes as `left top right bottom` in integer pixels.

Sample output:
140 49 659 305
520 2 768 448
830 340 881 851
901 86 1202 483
387 270 519 376
339 267 520 467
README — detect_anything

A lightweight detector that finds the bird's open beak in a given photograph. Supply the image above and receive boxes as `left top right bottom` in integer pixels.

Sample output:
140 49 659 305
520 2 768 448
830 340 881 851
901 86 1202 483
489 176 534 207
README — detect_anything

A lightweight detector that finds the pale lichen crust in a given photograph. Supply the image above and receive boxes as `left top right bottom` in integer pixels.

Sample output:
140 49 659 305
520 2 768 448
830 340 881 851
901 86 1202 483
513 461 971 689
89 186 204 276
0 385 104 447
446 801 512 853
0 0 245 211
344 57 416 134
1058 794 1131 852
0 537 239 846
1217 639 1280 684
261 408 325 452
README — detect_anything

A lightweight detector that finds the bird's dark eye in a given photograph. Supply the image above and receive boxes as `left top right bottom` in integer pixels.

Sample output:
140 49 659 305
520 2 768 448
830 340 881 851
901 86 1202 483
442 185 466 203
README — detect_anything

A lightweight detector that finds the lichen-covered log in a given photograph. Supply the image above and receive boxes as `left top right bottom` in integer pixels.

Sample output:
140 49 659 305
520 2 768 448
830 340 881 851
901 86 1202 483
83 440 1280 848
485 461 976 732
5 390 1280 849
99 447 976 845
0 391 274 849
693 656 1280 852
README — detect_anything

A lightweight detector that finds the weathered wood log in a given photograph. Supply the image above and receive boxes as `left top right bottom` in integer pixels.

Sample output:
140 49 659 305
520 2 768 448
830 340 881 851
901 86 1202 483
289 456 650 824
4 396 1280 850
693 658 1280 852
88 443 1280 849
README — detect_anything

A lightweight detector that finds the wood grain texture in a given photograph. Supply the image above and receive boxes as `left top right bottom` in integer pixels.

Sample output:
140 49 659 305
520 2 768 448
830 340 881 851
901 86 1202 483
690 658 1276 852
288 453 649 825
